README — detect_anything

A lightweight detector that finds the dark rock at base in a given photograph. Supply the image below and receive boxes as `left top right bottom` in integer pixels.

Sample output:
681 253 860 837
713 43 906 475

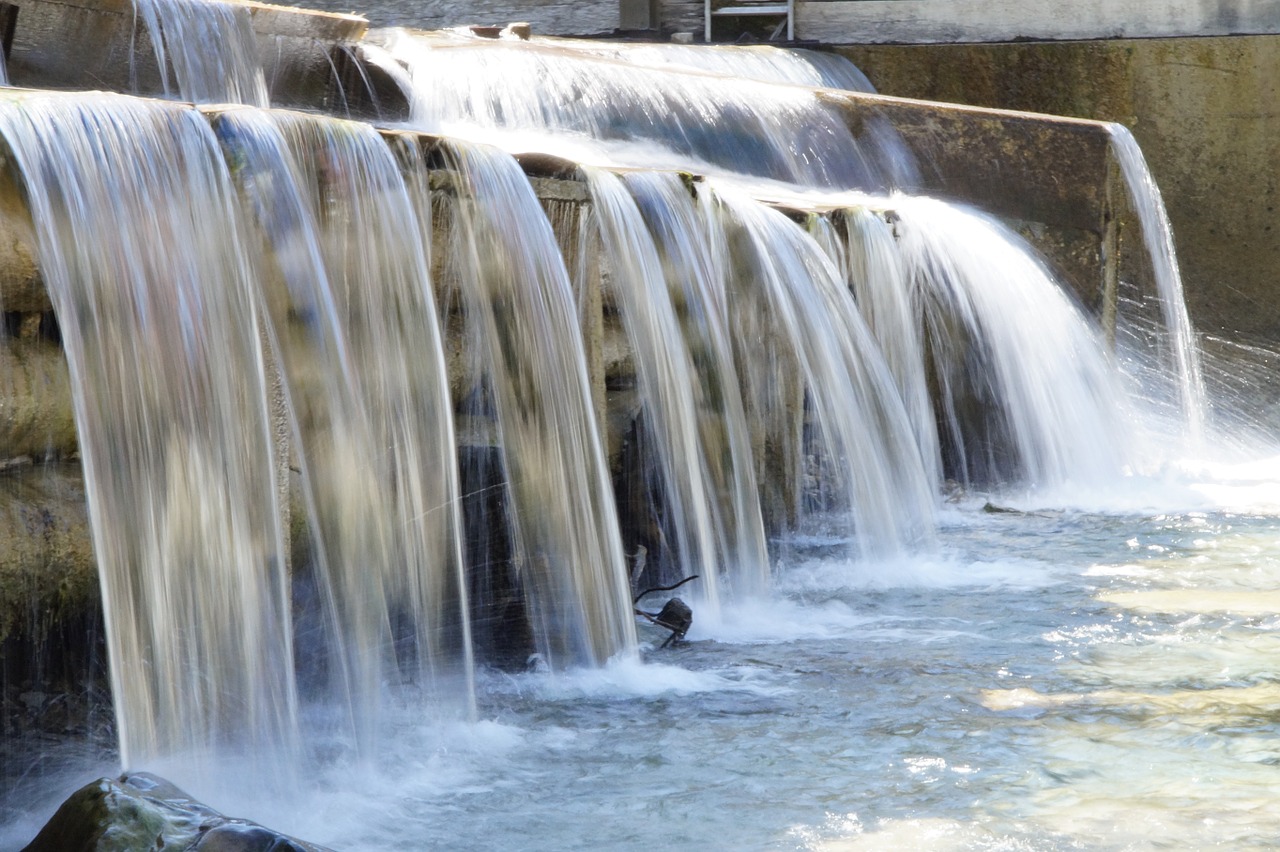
194 823 313 851
654 597 692 642
22 772 331 852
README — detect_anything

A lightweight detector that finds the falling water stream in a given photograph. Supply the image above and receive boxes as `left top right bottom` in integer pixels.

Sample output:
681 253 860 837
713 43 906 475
4 7 1280 852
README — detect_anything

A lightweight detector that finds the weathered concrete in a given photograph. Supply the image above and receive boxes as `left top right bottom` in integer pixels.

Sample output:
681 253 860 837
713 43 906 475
798 0 1280 45
820 89 1124 313
386 0 618 34
835 35 1280 340
5 0 367 113
0 464 94 651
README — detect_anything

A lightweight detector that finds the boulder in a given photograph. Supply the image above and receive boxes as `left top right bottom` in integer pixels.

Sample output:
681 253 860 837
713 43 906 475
22 772 329 852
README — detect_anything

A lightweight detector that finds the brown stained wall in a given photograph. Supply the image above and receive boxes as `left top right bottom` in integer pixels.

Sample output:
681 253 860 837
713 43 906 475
835 36 1280 341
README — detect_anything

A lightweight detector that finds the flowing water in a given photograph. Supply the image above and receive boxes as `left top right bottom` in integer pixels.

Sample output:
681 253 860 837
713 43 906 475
435 139 636 670
257 473 1280 852
133 0 269 106
5 13 1280 852
1108 124 1207 446
212 106 475 749
0 91 298 769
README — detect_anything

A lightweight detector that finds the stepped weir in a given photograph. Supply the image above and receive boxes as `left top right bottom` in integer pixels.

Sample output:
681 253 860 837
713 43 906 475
0 0 1225 847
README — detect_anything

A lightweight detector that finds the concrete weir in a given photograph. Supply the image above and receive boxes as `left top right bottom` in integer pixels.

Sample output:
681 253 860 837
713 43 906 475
4 0 368 110
0 0 1144 678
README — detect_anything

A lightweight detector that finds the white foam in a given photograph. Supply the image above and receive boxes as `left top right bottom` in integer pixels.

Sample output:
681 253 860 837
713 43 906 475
778 553 1062 593
482 653 788 700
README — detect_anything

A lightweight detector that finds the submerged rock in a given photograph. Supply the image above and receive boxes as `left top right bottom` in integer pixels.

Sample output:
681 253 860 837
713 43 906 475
22 772 329 852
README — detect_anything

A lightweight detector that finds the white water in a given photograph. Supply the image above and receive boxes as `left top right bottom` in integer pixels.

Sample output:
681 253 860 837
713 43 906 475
133 0 269 106
587 167 756 608
96 454 1280 852
213 106 475 750
1108 124 1208 446
0 91 297 769
707 182 938 556
437 139 637 669
810 208 942 490
620 169 772 597
487 36 877 92
373 31 898 190
890 195 1134 492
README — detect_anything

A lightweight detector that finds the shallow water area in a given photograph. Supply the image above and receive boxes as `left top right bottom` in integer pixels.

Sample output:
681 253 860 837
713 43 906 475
147 478 1274 852
10 475 1280 850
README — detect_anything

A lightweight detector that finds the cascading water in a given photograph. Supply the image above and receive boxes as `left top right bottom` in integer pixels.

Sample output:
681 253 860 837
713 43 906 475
809 206 942 489
877 195 1132 492
485 37 877 92
434 139 636 669
372 31 904 189
615 169 771 597
0 91 297 769
8 7 1280 851
586 167 765 604
1108 123 1208 444
212 106 475 750
132 0 270 106
705 182 938 553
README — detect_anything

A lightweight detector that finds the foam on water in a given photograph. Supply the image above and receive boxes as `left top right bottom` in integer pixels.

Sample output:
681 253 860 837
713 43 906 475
778 552 1065 594
481 654 790 701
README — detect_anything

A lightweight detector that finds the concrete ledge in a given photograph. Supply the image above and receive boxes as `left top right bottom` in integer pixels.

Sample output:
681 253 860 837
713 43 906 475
6 0 366 112
9 0 365 40
835 36 1280 339
798 0 1280 44
819 88 1123 311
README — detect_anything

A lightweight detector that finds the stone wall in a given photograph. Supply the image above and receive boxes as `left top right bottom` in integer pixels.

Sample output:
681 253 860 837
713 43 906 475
659 0 703 35
283 0 703 38
315 0 621 33
835 35 1280 341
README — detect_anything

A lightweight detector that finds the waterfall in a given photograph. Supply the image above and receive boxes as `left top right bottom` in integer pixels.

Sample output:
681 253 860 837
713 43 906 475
372 31 894 189
435 139 636 669
586 167 770 604
212 107 474 750
1107 123 1207 444
810 206 942 491
707 182 938 554
133 0 269 106
0 91 296 768
618 170 771 596
0 12 1218 801
886 196 1133 490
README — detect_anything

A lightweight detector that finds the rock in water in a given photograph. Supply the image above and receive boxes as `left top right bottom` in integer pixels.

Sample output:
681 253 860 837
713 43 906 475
22 772 330 852
655 597 693 646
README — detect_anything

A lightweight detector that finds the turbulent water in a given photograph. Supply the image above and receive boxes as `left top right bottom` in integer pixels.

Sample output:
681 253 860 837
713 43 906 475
12 448 1280 850
296 472 1280 852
